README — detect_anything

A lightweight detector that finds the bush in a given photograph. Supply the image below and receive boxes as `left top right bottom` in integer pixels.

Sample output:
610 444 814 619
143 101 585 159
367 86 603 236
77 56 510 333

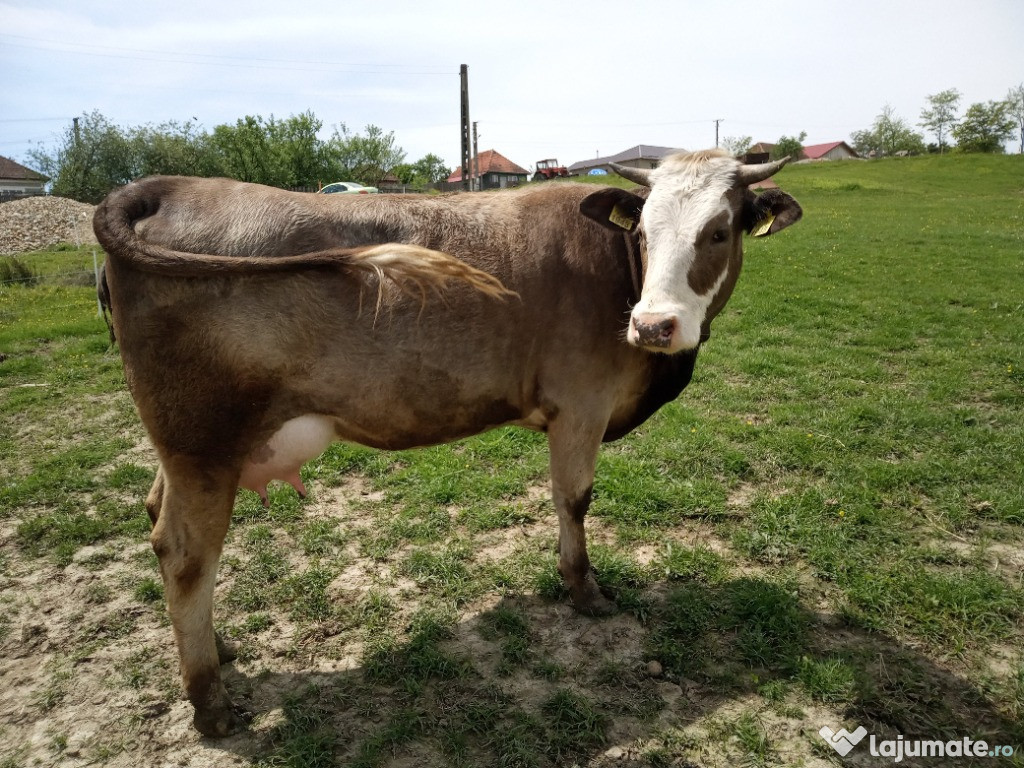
0 257 39 286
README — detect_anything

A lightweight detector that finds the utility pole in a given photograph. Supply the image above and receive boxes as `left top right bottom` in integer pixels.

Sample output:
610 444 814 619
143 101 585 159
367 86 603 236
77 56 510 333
472 121 479 191
459 64 471 192
714 119 723 148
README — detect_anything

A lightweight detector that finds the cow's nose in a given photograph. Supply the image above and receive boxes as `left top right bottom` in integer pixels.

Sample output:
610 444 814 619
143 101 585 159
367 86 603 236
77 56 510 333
631 313 677 348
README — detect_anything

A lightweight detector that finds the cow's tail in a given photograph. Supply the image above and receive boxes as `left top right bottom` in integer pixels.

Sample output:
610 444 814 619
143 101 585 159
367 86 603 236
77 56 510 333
92 178 515 303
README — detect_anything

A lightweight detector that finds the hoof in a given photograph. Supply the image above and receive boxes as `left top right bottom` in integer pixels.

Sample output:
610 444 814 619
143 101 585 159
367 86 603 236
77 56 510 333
194 703 250 738
568 572 617 617
215 633 239 664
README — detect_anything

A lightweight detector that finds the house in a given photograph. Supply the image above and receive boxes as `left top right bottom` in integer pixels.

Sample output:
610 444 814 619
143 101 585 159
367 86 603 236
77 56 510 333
743 143 774 165
0 156 48 200
745 141 859 163
446 149 529 190
568 145 682 176
801 141 859 161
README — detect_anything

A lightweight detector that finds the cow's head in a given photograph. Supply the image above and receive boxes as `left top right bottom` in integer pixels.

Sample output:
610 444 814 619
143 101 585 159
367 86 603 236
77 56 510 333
580 150 802 354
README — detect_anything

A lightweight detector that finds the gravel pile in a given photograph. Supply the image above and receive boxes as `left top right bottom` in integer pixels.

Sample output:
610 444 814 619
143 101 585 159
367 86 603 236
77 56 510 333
0 196 98 254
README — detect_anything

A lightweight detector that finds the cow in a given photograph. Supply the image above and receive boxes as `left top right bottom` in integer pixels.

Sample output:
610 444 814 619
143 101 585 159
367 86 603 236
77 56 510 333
92 149 802 737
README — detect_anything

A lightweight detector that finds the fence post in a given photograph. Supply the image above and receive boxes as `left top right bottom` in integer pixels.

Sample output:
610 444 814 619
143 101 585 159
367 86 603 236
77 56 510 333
93 249 102 318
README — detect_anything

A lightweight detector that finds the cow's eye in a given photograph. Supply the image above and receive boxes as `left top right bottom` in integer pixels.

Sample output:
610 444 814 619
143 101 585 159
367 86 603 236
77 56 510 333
711 229 729 244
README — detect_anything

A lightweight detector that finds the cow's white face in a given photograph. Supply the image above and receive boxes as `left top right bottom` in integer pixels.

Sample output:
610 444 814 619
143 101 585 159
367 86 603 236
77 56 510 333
580 150 803 355
630 153 741 352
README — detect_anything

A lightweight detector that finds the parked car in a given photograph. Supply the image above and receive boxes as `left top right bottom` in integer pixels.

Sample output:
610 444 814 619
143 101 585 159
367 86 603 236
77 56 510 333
318 181 378 194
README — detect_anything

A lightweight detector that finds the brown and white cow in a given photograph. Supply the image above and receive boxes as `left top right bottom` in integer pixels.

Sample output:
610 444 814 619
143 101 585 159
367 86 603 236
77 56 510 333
93 149 801 736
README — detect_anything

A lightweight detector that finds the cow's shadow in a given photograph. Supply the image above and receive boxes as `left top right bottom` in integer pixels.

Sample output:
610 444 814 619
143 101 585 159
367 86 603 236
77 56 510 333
206 576 1023 767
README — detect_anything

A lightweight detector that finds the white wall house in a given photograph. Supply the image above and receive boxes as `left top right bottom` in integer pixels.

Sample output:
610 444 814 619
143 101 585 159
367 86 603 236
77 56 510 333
0 156 48 200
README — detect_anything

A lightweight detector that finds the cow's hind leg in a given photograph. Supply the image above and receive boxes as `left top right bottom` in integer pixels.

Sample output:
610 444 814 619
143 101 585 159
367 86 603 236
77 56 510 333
147 463 238 665
150 458 243 737
547 416 615 616
145 465 164 526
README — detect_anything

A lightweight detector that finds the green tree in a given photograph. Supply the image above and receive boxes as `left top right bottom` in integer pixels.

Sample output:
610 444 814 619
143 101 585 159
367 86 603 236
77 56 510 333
850 106 925 157
210 116 272 184
209 112 337 187
722 136 753 157
391 154 450 188
919 89 961 154
951 101 1015 153
25 110 426 198
264 111 336 187
27 110 137 203
772 132 806 161
1006 83 1024 154
409 154 451 186
328 124 407 186
133 119 223 178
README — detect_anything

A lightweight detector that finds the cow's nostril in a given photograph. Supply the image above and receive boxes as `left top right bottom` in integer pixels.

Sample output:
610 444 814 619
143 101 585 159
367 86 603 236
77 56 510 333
632 314 677 348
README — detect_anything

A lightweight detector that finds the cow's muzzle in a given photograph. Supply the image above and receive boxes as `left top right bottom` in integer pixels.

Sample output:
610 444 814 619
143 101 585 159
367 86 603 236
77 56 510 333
630 312 677 349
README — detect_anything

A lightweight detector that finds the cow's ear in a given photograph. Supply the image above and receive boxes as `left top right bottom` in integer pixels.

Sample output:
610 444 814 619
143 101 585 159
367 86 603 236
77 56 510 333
743 188 803 237
580 188 646 232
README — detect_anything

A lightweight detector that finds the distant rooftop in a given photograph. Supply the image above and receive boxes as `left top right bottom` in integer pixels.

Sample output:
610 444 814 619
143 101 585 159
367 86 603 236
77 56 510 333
447 149 529 182
568 144 683 172
0 155 48 182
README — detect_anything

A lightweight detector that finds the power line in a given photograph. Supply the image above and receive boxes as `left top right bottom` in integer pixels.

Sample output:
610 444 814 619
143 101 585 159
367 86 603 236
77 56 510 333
0 34 455 75
0 117 74 124
487 118 719 129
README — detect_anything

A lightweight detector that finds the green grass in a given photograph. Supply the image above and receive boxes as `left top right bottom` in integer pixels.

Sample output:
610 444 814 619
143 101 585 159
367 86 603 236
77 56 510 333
1 155 1023 767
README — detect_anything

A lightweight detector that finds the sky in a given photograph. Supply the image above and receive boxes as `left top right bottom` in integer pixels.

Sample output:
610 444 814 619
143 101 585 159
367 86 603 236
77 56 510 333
2 0 1022 175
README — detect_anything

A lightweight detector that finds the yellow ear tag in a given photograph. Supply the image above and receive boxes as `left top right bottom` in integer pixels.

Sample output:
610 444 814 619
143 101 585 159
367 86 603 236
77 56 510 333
609 204 635 231
751 213 775 238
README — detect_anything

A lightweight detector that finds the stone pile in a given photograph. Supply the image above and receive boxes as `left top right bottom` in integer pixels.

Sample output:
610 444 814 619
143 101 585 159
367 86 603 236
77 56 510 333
0 196 98 254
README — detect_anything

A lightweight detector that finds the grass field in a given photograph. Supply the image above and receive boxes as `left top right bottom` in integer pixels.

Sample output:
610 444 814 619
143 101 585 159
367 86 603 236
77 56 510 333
1 154 1022 767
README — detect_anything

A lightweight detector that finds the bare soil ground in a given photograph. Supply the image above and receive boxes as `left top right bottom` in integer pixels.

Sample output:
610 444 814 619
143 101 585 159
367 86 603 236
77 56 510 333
2 458 1019 767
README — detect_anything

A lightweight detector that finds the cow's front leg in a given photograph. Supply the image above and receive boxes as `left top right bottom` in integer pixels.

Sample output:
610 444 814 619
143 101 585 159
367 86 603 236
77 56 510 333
547 416 615 616
150 457 244 737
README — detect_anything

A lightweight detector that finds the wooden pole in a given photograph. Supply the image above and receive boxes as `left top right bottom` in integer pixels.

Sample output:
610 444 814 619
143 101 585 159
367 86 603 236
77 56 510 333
460 65 471 192
472 121 479 191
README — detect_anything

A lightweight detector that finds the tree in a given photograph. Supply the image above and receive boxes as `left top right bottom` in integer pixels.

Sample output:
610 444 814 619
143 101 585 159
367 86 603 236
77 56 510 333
850 106 925 157
27 110 138 203
1007 83 1024 154
772 132 806 161
951 100 1016 153
410 154 451 185
133 120 223 178
721 136 753 157
209 112 337 187
24 110 424 199
392 154 451 188
328 124 406 186
919 89 961 154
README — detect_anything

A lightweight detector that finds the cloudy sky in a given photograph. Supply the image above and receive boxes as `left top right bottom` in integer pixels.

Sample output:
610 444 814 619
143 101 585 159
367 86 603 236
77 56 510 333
2 0 1022 174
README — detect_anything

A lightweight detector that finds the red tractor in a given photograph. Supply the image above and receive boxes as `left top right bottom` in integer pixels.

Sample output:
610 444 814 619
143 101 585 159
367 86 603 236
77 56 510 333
532 158 570 181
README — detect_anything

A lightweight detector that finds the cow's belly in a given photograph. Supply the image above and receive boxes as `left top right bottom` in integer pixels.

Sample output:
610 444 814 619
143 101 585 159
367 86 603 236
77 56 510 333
239 392 533 501
328 394 526 451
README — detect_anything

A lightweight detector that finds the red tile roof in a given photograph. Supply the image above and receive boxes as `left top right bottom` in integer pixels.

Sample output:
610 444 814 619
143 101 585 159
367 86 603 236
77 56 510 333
802 141 853 160
0 155 47 182
447 149 528 182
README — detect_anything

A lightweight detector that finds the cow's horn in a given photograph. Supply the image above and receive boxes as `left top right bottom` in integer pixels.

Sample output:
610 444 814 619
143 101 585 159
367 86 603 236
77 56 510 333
736 157 790 187
609 163 653 187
